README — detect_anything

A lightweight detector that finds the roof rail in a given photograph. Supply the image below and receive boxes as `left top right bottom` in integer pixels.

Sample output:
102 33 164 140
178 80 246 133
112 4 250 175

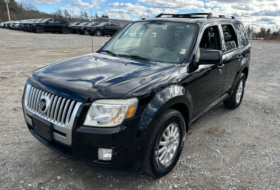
155 13 235 19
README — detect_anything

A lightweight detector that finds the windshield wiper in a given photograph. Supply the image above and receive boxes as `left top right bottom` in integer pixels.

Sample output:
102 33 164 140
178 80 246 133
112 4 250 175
100 50 119 57
118 54 150 61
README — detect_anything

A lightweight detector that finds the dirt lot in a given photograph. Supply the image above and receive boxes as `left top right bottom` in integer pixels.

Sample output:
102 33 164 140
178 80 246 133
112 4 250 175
0 29 280 190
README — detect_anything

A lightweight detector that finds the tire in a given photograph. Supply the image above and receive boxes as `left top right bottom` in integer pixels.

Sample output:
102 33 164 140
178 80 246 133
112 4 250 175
36 26 44 33
141 109 186 177
84 29 89 35
62 28 69 34
223 73 246 109
96 30 102 36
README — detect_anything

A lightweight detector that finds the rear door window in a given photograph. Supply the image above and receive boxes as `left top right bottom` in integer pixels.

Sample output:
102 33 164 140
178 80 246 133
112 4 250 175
221 25 238 52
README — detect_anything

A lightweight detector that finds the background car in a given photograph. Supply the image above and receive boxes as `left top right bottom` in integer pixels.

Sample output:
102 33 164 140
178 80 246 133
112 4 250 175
70 22 81 33
29 18 70 34
77 22 99 35
89 22 122 36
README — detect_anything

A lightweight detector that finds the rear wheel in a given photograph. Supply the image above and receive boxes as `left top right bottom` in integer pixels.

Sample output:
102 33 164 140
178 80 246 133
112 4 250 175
36 26 44 33
84 29 89 35
141 109 186 177
62 28 69 34
96 30 102 36
223 73 246 109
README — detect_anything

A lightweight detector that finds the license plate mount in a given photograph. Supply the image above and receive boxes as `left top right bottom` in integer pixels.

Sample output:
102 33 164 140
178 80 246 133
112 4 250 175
32 116 53 142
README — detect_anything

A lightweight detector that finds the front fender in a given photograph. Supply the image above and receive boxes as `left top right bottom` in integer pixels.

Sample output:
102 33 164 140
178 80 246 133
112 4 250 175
138 85 192 136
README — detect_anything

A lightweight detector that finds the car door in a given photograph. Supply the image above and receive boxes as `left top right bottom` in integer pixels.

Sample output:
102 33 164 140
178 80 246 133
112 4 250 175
103 23 111 35
45 19 55 31
54 19 63 32
219 23 243 93
192 25 226 116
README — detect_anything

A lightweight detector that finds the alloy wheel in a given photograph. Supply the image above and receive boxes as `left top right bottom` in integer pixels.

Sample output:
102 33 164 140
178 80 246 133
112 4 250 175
155 123 180 167
236 80 243 104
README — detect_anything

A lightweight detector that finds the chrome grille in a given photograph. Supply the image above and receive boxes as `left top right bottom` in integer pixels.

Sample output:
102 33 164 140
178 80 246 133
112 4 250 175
26 85 77 126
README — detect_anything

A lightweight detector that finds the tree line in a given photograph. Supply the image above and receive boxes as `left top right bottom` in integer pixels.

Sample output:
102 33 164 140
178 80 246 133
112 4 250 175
0 0 109 22
246 25 280 40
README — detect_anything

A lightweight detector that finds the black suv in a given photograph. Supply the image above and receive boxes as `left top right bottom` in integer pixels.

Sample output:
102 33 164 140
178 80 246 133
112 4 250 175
22 13 250 177
77 22 100 35
29 18 70 34
89 22 122 36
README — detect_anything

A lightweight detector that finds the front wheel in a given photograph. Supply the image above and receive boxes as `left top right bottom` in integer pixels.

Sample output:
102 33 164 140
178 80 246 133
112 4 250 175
223 73 246 109
141 109 186 177
96 30 102 36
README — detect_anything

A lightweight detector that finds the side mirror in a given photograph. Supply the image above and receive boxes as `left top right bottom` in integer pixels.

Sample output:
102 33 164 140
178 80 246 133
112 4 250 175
197 50 222 65
46 21 49 24
102 40 108 47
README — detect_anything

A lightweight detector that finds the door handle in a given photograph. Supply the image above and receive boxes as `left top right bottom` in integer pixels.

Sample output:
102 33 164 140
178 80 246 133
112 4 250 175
218 64 224 69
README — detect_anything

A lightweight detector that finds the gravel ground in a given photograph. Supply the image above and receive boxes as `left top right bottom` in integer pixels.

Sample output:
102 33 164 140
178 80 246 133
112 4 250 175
0 29 280 190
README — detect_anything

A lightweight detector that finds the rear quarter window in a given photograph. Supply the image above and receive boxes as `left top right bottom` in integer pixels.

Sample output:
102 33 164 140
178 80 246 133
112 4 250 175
234 23 249 47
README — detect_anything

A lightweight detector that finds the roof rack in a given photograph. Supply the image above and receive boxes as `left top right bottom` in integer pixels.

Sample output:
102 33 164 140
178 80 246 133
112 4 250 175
155 13 235 19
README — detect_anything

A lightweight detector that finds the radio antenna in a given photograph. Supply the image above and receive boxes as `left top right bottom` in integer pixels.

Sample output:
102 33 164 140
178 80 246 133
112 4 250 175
90 0 93 53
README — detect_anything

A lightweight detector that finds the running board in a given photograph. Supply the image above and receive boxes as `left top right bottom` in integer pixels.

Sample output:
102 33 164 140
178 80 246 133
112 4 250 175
190 93 229 124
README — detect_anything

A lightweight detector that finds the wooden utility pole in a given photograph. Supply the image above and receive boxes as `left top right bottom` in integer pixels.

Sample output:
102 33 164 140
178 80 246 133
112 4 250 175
5 0 11 21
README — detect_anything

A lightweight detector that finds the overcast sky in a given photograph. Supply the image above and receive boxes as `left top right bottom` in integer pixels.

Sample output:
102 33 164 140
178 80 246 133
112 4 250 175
15 0 280 29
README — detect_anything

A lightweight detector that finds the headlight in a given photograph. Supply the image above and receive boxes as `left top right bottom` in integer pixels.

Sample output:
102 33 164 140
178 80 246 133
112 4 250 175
84 98 138 127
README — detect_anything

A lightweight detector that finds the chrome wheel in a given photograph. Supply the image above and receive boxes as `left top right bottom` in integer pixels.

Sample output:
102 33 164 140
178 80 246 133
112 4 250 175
156 123 180 167
84 29 89 35
236 80 243 104
96 30 102 36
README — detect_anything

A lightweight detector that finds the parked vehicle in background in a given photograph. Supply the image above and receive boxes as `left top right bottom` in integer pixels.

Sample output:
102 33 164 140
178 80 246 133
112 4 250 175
77 22 99 35
22 13 250 177
0 21 8 28
19 20 29 30
70 22 81 33
6 21 15 29
29 18 70 34
11 20 23 30
89 22 122 36
22 19 36 31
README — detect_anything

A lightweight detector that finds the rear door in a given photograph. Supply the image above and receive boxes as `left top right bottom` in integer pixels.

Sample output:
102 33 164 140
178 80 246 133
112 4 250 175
219 23 242 93
54 19 63 32
103 23 112 35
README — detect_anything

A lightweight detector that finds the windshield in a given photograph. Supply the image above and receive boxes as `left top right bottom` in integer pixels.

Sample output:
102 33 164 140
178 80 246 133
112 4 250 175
101 22 196 63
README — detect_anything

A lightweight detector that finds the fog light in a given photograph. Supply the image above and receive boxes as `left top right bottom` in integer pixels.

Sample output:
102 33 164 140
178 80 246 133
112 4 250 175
98 148 112 161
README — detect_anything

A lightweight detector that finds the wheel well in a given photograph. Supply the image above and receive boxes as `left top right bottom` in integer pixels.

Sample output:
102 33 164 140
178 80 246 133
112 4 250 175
170 103 189 131
242 67 249 79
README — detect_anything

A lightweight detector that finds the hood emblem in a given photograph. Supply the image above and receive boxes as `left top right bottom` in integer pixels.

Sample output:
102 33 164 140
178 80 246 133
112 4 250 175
39 96 50 114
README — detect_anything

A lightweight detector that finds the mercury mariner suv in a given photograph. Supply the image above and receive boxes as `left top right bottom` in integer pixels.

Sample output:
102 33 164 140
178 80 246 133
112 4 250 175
22 13 250 177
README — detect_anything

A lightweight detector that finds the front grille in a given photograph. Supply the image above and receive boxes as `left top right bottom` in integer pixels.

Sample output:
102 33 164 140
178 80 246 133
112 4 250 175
26 85 77 126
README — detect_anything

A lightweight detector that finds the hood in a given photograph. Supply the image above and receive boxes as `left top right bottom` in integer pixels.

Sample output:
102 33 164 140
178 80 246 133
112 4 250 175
27 53 177 102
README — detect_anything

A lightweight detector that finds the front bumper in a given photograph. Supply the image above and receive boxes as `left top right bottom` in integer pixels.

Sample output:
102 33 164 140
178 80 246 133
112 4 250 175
22 85 147 173
25 111 144 172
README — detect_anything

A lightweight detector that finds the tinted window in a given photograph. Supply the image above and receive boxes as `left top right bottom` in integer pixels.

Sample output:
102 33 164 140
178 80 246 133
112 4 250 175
55 19 63 24
48 19 55 23
221 25 238 52
234 23 249 47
